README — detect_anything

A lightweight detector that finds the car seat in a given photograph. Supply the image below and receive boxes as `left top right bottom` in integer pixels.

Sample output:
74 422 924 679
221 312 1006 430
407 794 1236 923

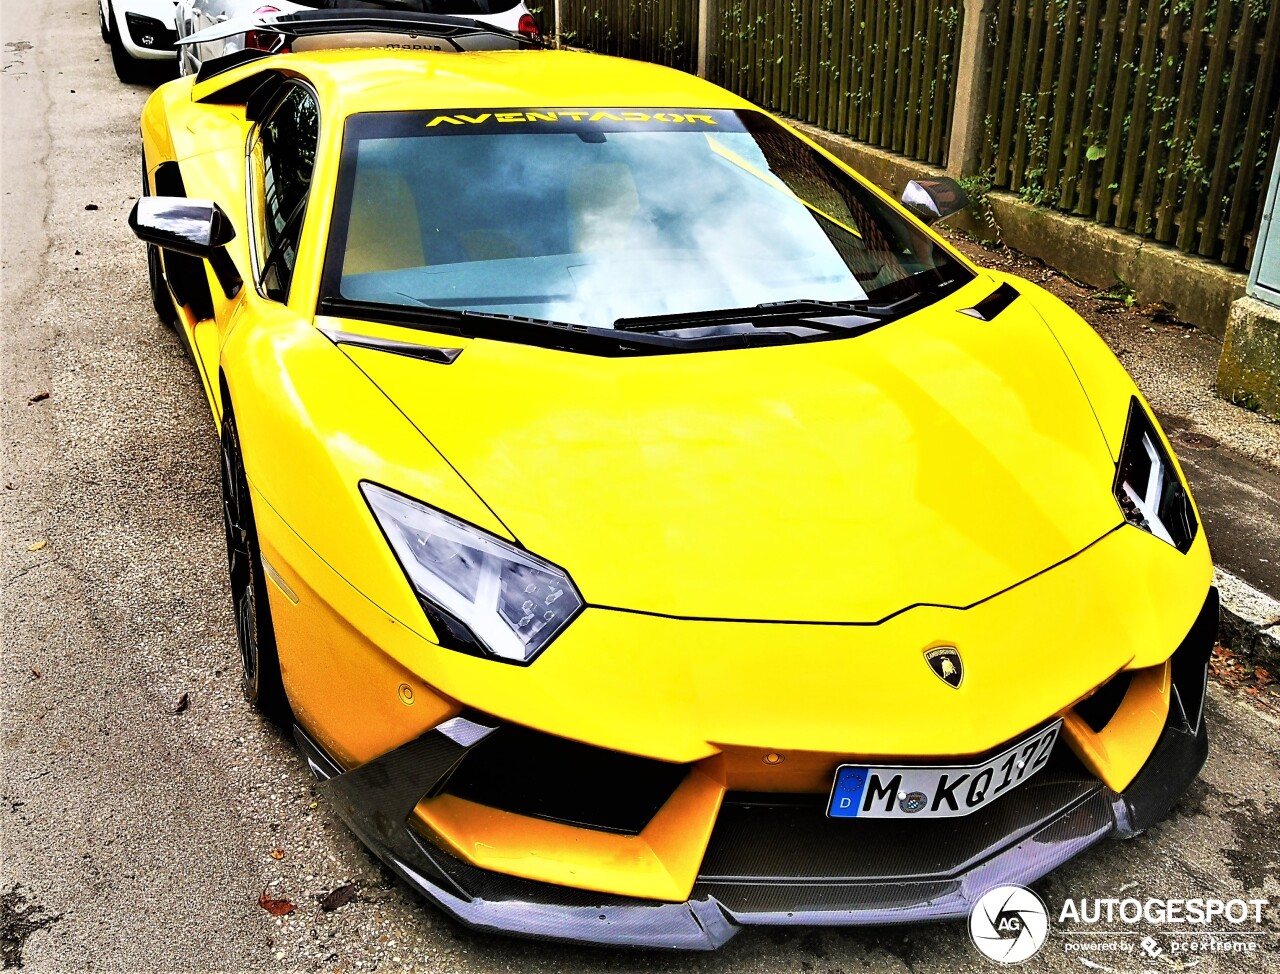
342 168 425 276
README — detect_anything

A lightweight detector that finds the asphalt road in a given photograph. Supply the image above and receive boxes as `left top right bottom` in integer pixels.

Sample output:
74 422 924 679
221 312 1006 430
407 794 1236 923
2 3 1279 971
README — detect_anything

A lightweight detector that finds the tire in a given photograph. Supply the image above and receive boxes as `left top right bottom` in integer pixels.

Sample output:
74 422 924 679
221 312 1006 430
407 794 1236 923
148 244 178 328
99 2 109 42
108 10 145 84
221 407 292 726
140 153 179 328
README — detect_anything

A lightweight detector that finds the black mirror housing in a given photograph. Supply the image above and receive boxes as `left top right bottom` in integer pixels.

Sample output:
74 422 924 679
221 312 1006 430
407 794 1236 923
900 177 970 225
129 196 243 297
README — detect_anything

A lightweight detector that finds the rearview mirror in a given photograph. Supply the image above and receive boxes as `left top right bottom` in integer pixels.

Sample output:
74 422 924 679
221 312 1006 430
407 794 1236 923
128 196 243 298
900 178 969 225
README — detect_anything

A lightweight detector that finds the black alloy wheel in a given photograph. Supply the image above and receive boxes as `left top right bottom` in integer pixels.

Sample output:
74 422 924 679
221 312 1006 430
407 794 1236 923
220 407 291 725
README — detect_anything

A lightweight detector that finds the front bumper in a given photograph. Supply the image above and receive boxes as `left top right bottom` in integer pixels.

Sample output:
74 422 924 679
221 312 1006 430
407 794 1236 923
293 587 1217 950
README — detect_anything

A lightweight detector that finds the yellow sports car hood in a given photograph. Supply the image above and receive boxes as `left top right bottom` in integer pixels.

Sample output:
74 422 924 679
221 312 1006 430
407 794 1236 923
339 279 1123 623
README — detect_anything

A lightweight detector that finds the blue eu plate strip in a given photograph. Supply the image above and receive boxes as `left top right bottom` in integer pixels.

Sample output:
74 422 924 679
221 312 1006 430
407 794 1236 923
828 766 869 818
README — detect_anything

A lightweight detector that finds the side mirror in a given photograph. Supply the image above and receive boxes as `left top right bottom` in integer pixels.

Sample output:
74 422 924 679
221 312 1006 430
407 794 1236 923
900 178 970 225
128 196 243 298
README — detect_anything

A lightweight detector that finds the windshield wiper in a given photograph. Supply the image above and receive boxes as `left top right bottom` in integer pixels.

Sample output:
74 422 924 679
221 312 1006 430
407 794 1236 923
614 298 893 333
613 287 957 334
319 296 693 356
322 297 581 334
321 294 929 357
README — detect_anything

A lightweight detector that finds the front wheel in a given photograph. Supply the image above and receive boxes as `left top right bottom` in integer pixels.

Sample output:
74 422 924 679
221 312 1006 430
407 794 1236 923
141 152 178 328
147 243 178 328
221 406 291 725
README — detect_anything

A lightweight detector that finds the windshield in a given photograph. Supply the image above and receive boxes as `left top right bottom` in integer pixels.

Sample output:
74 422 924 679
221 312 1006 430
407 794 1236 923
321 109 971 335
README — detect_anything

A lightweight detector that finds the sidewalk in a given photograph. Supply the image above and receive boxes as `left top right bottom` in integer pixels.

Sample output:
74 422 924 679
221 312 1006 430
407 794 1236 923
948 235 1280 668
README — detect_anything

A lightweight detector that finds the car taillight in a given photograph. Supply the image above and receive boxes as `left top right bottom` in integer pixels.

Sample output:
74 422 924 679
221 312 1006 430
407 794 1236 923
517 13 543 46
246 6 284 52
244 30 288 51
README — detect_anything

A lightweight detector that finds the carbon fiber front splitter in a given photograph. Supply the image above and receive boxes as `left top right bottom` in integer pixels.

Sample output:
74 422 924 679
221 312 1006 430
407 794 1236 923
292 588 1216 950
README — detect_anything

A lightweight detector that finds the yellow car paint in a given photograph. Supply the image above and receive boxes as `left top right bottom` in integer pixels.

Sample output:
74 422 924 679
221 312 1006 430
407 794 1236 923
136 46 1214 904
415 759 726 902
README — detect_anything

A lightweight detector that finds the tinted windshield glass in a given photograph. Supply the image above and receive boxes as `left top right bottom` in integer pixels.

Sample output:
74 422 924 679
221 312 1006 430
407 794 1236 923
322 109 970 331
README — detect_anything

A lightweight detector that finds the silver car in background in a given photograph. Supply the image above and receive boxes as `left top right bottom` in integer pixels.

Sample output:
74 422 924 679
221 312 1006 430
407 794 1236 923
175 0 541 75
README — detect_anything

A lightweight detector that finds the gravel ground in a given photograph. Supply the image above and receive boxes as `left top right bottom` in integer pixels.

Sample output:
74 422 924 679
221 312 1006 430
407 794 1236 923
3 4 1280 972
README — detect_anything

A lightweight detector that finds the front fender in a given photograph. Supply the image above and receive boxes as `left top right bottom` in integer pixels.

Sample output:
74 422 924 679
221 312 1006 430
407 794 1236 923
219 311 509 643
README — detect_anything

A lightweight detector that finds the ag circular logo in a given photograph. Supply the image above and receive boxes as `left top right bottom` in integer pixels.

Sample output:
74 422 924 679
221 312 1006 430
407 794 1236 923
969 885 1050 964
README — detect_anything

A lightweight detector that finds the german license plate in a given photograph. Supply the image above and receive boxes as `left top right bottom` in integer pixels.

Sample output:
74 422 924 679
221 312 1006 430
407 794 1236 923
827 721 1061 819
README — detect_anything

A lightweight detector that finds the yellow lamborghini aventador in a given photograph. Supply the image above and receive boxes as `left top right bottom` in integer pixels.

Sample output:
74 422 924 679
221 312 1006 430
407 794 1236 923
128 11 1217 948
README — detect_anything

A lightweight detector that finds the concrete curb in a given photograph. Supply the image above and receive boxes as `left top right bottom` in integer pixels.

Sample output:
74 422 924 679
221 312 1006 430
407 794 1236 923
1215 568 1280 669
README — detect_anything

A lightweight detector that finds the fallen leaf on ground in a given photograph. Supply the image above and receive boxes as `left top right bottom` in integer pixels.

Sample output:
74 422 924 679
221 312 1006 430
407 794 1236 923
84 203 98 211
258 890 295 916
1133 300 1178 324
173 692 189 714
27 540 47 552
27 392 49 404
269 848 284 860
31 668 41 678
319 884 357 912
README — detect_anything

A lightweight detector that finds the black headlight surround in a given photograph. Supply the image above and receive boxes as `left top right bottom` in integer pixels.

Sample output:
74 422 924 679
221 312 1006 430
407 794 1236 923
1112 398 1198 553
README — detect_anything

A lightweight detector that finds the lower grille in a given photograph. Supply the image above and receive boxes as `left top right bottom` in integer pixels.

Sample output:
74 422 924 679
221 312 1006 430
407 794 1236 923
1074 670 1134 732
703 749 1100 884
440 724 689 835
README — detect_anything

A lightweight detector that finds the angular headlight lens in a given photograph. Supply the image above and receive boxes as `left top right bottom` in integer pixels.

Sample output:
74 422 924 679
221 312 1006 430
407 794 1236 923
362 483 583 663
1112 398 1198 553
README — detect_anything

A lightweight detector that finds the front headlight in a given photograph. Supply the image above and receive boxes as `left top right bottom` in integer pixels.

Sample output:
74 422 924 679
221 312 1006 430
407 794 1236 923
1112 398 1198 553
362 483 583 663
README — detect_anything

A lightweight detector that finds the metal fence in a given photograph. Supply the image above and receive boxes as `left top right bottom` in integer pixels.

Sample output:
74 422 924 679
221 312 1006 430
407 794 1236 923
981 0 1280 270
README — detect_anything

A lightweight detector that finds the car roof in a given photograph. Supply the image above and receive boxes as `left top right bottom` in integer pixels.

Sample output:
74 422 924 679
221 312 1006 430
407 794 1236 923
195 48 752 117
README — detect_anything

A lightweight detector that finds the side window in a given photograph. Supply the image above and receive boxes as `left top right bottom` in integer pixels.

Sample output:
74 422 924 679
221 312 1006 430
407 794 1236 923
250 84 319 301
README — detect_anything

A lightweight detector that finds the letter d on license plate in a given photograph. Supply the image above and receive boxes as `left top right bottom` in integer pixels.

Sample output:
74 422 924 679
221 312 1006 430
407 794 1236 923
827 721 1061 819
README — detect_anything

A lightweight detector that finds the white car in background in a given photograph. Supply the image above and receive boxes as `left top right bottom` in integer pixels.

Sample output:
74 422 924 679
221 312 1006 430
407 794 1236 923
175 0 541 76
99 0 180 82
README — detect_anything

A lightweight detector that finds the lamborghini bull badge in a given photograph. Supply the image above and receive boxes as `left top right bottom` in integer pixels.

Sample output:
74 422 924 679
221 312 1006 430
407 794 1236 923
925 646 964 689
